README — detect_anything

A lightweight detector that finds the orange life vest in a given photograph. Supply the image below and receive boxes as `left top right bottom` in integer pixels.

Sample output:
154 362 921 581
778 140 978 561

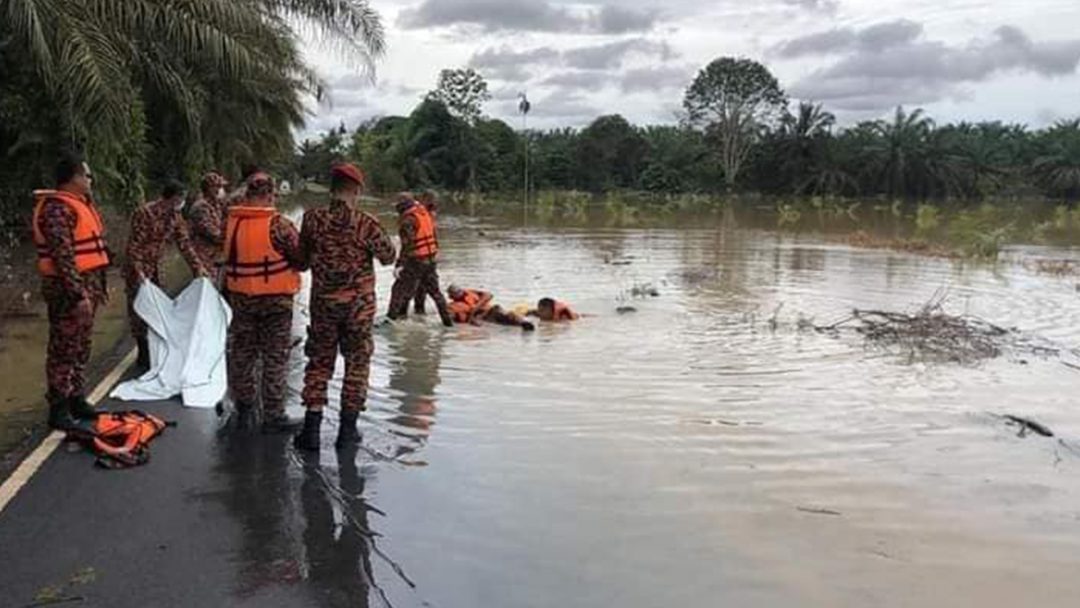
448 289 488 323
224 206 300 296
31 190 110 277
74 410 174 469
552 300 579 321
403 204 438 259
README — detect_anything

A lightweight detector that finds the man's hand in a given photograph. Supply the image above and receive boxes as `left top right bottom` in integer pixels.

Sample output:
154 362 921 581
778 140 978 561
75 295 93 318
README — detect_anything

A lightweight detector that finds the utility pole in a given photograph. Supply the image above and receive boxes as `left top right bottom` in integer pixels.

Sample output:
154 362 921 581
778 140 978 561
518 92 531 226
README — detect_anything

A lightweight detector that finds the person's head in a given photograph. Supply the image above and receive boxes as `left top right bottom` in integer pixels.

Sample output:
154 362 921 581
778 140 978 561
239 164 260 183
447 284 463 300
537 297 557 321
56 151 92 195
418 190 438 212
245 172 276 205
161 179 187 209
394 191 416 214
201 171 228 199
330 163 365 203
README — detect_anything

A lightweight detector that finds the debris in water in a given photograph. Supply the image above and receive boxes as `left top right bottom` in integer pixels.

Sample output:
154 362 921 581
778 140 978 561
810 295 1022 364
630 283 660 298
1002 414 1054 438
796 506 842 517
616 306 637 314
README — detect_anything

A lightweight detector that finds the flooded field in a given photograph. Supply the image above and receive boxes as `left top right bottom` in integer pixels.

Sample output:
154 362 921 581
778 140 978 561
258 207 1080 607
4 203 1080 606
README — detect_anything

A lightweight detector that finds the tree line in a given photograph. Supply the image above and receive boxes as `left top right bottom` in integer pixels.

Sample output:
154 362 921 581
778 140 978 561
296 60 1080 205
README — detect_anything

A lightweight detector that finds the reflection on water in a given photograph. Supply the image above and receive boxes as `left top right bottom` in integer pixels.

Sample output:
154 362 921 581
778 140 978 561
212 205 1080 606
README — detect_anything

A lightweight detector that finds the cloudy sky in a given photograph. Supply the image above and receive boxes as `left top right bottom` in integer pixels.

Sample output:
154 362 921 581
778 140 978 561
300 0 1080 137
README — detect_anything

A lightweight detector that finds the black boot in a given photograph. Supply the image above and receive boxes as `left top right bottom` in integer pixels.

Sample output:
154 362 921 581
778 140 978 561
235 401 258 431
521 321 536 332
335 410 361 449
47 398 78 431
136 336 150 370
293 410 322 451
262 410 304 434
68 395 98 420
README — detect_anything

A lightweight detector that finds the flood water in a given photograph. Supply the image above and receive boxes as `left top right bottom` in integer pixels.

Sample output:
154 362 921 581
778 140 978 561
3 203 1080 606
251 206 1080 607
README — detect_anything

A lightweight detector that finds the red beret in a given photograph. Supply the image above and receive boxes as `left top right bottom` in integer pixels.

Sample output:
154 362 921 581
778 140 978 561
331 162 365 186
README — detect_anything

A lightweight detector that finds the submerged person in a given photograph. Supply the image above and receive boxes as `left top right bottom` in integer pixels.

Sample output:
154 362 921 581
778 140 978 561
186 171 229 279
447 285 535 331
124 179 207 369
411 190 440 315
223 171 306 432
294 163 397 451
32 152 112 429
528 298 581 322
386 192 453 327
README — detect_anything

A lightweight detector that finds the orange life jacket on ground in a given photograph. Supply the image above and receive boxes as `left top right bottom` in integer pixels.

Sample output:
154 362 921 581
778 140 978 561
403 204 438 259
32 190 110 277
224 206 300 296
73 410 175 469
448 289 488 323
552 300 579 321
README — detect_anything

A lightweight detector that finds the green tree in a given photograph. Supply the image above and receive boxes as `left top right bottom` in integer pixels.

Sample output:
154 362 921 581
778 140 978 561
575 115 647 192
683 57 787 190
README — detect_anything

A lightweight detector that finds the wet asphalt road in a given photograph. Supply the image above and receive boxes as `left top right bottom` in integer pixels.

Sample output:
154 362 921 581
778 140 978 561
0 397 384 608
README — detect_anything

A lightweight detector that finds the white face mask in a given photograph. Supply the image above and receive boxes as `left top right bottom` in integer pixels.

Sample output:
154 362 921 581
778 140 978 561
216 187 225 199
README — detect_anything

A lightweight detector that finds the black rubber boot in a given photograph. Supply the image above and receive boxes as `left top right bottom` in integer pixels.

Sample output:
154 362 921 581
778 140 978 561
68 395 98 420
47 398 78 431
136 336 150 370
235 401 258 431
293 410 323 452
521 321 536 332
262 410 304 434
335 410 361 449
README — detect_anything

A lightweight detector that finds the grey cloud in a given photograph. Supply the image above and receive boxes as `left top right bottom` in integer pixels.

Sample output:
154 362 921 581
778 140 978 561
398 0 658 33
619 66 692 92
528 93 600 119
563 39 671 70
469 38 674 81
540 71 609 91
468 46 561 81
593 5 659 34
398 0 576 32
789 25 1080 112
780 0 838 12
775 19 921 58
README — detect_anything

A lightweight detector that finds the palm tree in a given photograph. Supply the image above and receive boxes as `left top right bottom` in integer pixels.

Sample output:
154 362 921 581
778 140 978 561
869 106 934 198
1 0 384 201
1033 119 1080 202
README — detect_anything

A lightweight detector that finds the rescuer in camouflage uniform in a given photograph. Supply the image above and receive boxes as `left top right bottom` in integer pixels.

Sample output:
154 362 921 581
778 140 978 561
32 152 111 430
387 192 453 327
223 172 306 433
187 171 229 278
294 163 396 451
123 179 207 369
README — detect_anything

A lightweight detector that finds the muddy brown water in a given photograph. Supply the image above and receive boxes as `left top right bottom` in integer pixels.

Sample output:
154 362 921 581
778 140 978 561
6 205 1080 606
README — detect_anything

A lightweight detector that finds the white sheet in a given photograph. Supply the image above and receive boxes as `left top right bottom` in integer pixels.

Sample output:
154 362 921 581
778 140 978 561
110 278 232 408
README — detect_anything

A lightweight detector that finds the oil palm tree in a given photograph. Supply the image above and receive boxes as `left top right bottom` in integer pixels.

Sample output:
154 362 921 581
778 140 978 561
869 106 933 198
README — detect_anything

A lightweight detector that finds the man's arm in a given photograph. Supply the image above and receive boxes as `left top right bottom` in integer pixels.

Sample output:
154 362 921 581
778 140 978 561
271 215 308 271
362 213 397 267
39 199 84 298
172 211 208 276
188 200 223 245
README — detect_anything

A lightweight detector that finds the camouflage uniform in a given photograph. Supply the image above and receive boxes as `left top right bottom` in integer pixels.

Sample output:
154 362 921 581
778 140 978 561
123 199 206 343
186 194 225 276
37 198 110 408
226 215 305 416
387 205 453 326
299 200 395 412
